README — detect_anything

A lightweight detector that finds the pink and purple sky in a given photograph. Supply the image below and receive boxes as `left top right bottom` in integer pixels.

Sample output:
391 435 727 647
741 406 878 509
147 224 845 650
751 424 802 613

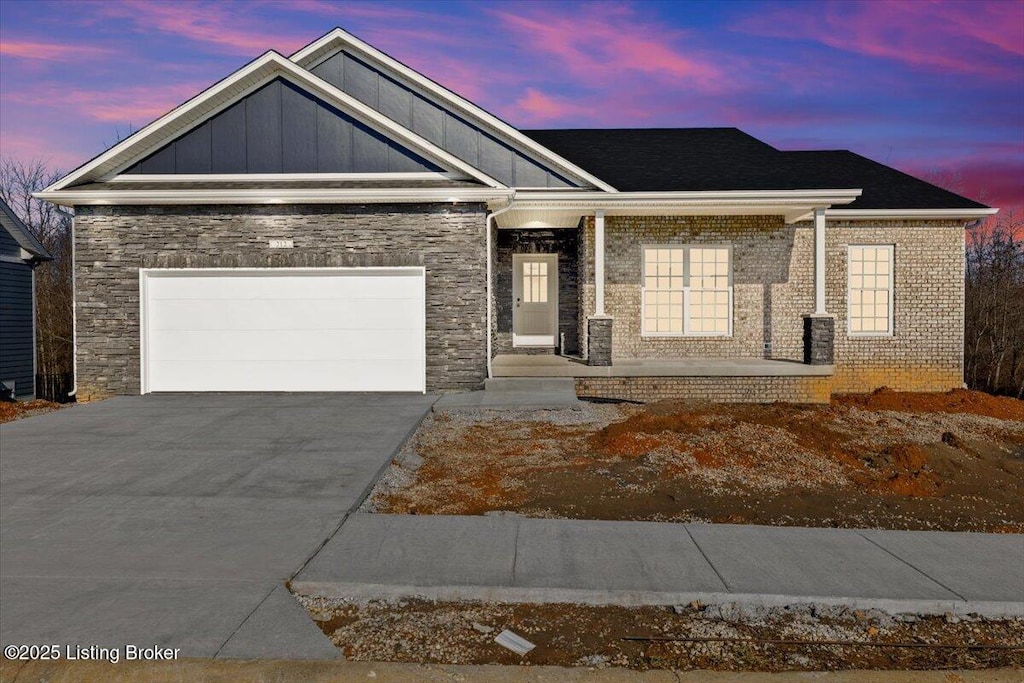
1 0 1021 212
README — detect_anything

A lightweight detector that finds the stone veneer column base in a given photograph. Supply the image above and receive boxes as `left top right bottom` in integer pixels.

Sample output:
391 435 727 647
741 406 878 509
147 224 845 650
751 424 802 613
587 316 613 366
803 316 835 365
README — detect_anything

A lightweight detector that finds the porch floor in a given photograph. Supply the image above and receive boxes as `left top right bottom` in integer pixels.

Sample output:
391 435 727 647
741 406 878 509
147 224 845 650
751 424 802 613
492 354 834 378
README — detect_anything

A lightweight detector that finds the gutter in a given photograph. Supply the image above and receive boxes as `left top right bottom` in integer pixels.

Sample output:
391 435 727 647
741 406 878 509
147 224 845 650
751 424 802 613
33 187 514 208
825 208 998 221
513 189 863 205
485 193 517 380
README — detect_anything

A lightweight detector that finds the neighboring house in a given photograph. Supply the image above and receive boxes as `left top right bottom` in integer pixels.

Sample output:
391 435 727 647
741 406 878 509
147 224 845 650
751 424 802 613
0 199 51 400
37 28 995 403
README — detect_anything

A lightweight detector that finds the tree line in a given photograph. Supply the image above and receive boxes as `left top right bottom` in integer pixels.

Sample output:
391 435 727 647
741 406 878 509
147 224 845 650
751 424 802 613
1 156 1021 398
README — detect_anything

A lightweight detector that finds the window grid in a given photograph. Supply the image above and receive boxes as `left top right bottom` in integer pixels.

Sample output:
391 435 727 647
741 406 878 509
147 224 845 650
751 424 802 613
642 246 732 337
522 261 548 303
848 245 893 336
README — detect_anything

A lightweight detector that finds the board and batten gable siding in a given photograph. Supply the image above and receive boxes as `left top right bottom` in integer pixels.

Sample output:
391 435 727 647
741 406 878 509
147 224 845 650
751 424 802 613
125 78 443 175
310 50 576 188
0 225 35 400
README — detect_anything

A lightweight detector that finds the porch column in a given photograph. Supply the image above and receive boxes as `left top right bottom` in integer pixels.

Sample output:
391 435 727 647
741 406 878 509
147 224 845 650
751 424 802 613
588 209 612 366
594 209 606 315
804 208 834 365
814 208 827 315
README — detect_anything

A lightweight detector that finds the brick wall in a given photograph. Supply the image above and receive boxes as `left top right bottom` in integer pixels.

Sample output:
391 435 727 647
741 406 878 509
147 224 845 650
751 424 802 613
821 220 965 393
575 376 832 404
73 203 488 398
579 216 965 394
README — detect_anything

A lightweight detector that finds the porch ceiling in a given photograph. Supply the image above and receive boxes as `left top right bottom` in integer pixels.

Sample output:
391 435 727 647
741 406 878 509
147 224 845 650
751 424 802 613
494 205 827 228
492 189 863 228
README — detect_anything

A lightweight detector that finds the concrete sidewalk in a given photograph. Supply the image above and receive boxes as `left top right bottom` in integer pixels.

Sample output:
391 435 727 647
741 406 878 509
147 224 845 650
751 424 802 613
293 514 1024 616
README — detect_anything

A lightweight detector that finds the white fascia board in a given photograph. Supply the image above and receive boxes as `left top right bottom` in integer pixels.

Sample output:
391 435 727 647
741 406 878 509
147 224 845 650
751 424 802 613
110 172 467 183
44 52 505 193
33 187 513 207
825 208 998 220
290 28 618 193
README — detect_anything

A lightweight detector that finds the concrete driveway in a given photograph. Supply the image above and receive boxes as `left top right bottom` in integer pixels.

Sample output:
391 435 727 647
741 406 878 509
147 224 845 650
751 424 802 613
0 393 435 659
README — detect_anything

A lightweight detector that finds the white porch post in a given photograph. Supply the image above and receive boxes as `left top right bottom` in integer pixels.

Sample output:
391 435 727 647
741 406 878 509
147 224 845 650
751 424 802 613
814 208 827 315
587 209 612 366
594 209 606 315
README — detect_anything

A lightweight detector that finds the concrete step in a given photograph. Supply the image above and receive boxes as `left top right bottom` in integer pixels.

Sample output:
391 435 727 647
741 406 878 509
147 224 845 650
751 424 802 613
484 377 577 393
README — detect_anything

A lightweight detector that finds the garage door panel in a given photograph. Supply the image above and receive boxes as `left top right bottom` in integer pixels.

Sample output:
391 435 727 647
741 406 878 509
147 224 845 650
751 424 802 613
147 273 421 301
147 359 425 392
148 297 423 332
148 329 424 362
143 269 425 393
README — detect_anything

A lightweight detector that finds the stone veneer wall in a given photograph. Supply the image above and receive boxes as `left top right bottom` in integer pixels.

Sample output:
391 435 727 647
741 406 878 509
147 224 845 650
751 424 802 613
73 203 488 398
579 216 965 394
493 228 579 355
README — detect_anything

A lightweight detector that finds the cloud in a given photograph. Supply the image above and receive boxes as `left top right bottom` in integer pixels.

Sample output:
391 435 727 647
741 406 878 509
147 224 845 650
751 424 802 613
491 3 722 89
0 40 112 61
513 89 596 126
4 81 209 125
904 155 1024 215
733 0 1024 81
95 0 312 55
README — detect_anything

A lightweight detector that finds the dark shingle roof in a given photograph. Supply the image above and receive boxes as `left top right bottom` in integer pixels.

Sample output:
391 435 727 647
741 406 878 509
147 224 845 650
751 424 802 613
522 128 988 210
0 198 51 259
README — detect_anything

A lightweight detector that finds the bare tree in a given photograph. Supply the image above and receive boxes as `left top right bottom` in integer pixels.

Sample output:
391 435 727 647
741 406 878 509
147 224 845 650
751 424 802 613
920 169 1023 397
0 157 74 393
965 212 1024 397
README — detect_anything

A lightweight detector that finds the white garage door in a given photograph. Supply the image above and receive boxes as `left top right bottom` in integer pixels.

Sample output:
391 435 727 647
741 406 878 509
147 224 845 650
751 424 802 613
141 268 425 393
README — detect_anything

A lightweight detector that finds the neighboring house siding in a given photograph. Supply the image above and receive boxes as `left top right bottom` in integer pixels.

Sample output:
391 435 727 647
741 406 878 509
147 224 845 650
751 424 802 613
494 228 580 355
310 51 575 188
578 216 964 393
125 78 442 174
0 259 35 400
72 204 488 398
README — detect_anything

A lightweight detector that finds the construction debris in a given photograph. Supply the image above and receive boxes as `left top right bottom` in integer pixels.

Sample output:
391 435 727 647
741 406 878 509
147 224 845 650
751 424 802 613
494 629 536 656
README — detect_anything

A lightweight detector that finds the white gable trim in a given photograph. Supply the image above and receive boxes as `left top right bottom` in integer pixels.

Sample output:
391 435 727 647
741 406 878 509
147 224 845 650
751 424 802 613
290 28 618 193
110 171 466 183
44 52 505 193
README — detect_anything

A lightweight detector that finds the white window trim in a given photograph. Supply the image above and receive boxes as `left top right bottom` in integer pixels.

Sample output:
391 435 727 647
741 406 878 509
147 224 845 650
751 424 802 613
640 244 733 338
846 244 895 338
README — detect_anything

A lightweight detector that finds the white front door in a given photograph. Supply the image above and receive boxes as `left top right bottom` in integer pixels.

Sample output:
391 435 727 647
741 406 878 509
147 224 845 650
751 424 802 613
512 254 558 347
140 267 426 393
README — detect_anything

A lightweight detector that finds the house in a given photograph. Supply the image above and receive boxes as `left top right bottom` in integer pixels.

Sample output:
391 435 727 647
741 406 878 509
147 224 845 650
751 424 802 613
0 198 51 400
36 28 996 403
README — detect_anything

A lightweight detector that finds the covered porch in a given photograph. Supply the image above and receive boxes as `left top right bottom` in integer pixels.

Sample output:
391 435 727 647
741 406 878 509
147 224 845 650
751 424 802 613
492 354 834 378
492 354 835 403
489 190 859 360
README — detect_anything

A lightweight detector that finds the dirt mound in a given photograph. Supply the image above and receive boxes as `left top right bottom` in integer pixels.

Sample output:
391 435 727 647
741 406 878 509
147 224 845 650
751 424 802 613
868 443 945 498
372 399 1024 532
835 387 1024 420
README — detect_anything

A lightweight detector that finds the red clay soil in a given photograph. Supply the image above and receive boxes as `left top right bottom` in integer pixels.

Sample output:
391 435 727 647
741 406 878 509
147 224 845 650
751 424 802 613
373 390 1024 532
0 399 65 423
835 387 1024 420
